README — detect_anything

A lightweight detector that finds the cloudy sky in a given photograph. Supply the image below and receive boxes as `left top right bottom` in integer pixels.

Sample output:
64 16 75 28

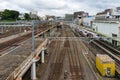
0 0 120 17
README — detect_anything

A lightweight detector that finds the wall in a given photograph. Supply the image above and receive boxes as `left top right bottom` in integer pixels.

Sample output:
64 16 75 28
83 16 95 27
92 21 120 46
92 21 119 37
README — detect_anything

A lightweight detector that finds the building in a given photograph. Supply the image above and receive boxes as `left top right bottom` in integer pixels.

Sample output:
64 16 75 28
92 7 120 46
65 14 74 21
73 11 88 19
73 11 89 26
95 8 120 21
82 16 95 27
45 15 55 21
30 10 38 19
55 17 65 22
92 20 120 46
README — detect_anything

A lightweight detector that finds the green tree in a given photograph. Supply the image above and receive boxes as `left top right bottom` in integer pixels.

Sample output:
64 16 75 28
11 10 19 20
24 13 31 20
1 9 19 20
0 12 2 20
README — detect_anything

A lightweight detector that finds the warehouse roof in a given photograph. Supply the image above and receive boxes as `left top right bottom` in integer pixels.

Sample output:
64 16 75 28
97 54 114 63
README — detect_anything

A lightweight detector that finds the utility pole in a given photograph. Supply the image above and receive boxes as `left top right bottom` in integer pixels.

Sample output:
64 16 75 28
31 20 37 80
31 10 38 80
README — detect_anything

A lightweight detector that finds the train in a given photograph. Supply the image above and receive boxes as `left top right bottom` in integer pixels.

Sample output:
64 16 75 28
69 23 100 39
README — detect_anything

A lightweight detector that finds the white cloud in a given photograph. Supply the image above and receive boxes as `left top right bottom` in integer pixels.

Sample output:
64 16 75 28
0 0 120 16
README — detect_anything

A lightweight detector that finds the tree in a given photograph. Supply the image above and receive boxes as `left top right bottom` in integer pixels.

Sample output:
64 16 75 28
11 10 19 20
24 13 31 20
1 9 11 20
1 9 19 20
0 12 2 20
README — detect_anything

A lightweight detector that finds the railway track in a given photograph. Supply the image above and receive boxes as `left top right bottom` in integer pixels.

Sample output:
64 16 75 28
94 40 120 65
73 26 120 63
68 40 84 80
75 26 120 66
94 40 120 55
48 40 65 80
0 27 47 53
65 28 84 80
70 29 99 80
46 27 85 80
91 40 120 77
33 25 118 80
68 26 100 80
71 26 120 79
0 27 30 38
92 40 120 64
0 32 31 52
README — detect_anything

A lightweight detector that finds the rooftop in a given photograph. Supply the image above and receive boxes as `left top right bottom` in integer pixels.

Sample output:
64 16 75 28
97 54 114 63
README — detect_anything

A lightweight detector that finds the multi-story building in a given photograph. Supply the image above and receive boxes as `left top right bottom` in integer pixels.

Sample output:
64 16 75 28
92 7 120 46
95 8 120 21
65 14 74 21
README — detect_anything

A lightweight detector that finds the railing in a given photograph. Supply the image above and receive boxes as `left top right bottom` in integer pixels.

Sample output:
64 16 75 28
95 18 120 21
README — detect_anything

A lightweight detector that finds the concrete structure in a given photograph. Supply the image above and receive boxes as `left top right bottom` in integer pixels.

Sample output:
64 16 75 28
55 17 65 22
74 18 83 26
92 7 120 46
31 58 37 80
73 11 89 26
65 14 74 21
41 48 45 63
83 16 95 27
46 15 55 21
96 8 120 21
74 11 88 19
92 20 120 46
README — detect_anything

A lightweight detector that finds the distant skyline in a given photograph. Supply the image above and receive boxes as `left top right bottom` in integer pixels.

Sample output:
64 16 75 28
0 0 120 17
